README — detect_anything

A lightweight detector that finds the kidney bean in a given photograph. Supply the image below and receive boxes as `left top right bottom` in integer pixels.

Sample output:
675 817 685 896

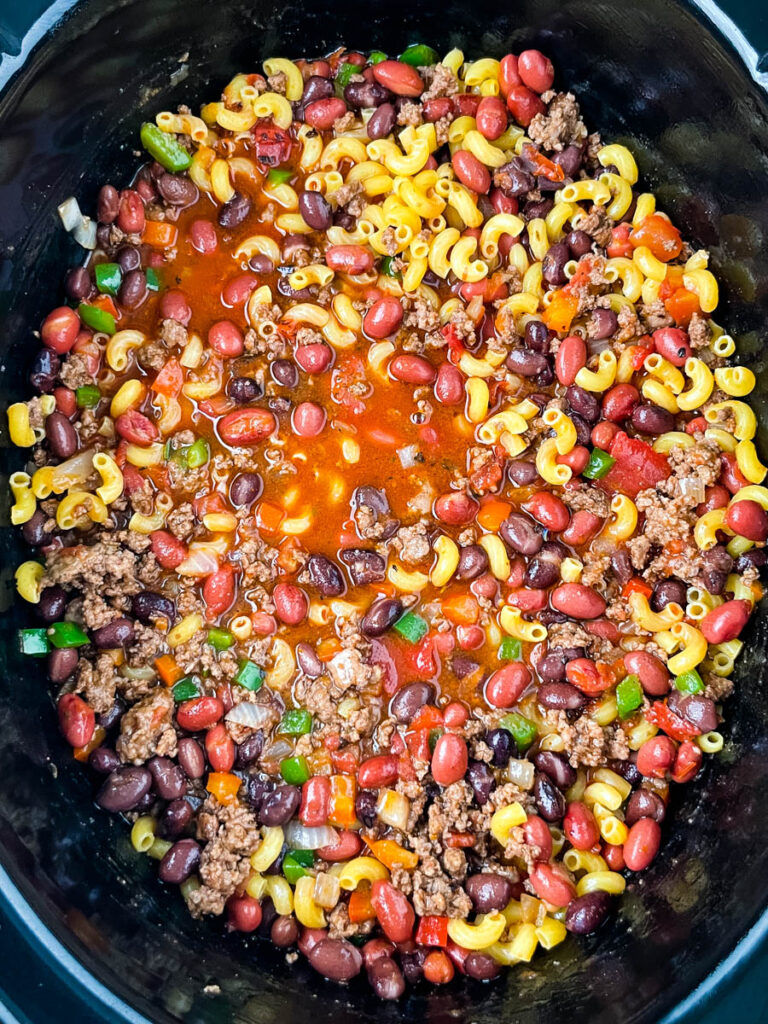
35 586 66 627
534 750 576 791
622 650 669 697
736 549 768 576
272 583 308 626
551 583 606 619
631 403 674 435
30 348 61 393
726 499 768 542
226 376 260 404
236 732 264 768
422 96 452 122
357 596 401 639
431 733 468 786
625 789 666 827
221 275 258 310
364 296 403 339
352 790 376 830
229 471 263 506
223 895 262 934
317 829 363 862
207 319 243 358
460 761 493 808
308 937 363 981
566 892 612 935
505 348 549 377
174 738 204 780
96 766 152 812
324 244 374 275
367 102 397 140
456 951 500 983
623 817 662 872
496 157 535 199
303 96 347 129
152 176 195 212
160 797 194 838
636 735 677 779
367 957 405 999
271 915 299 948
257 784 300 827
205 723 235 773
465 872 514 914
448 546 487 587
506 85 545 126
537 681 587 710
608 550 632 588
370 880 415 943
97 184 119 223
390 682 435 723
63 267 91 305
219 407 276 446
529 863 576 907
389 353 436 385
156 838 201 885
433 491 479 526
539 242 569 287
602 383 639 422
700 545 733 596
471 96 507 141
371 60 423 97
41 307 80 355
500 512 543 555
302 75 334 107
296 343 334 377
91 618 135 653
246 254 274 278
431 362 463 405
508 460 539 487
565 386 599 423
560 510 601 547
653 326 691 366
155 292 189 329
533 772 567 822
218 191 251 228
294 192 331 234
649 581 686 616
189 218 218 254
553 335 586 386
677 694 718 734
47 648 79 684
563 800 600 850
700 598 751 644
517 49 555 93
57 693 95 748
203 565 235 619
484 664 532 709
526 492 570 532
291 401 326 438
298 927 328 958
593 421 619 450
89 747 120 775
115 410 158 446
116 189 145 234
264 361 296 393
304 554 344 597
536 651 566 682
358 754 399 790
176 696 223 733
452 150 491 194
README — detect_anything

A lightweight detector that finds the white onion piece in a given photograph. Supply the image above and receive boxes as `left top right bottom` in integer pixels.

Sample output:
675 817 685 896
50 448 96 490
679 475 706 504
120 664 157 680
225 702 273 728
262 738 293 761
176 549 220 576
508 758 535 790
57 196 97 250
397 445 420 469
284 821 338 850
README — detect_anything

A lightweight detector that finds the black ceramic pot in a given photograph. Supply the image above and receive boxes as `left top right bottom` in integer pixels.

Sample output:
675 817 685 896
1 1 767 1022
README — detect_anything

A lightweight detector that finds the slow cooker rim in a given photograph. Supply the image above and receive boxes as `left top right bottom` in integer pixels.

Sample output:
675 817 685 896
0 1 767 1022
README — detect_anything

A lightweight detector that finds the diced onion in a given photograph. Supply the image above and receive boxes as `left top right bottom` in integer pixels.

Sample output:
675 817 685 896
119 664 157 680
176 549 220 576
284 821 339 850
397 445 420 469
508 758 535 790
679 475 706 504
51 448 96 490
588 337 612 355
262 738 293 761
58 196 97 250
225 703 273 728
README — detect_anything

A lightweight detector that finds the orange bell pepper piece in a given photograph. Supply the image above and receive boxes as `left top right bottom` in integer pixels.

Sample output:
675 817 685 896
442 593 480 626
151 358 184 397
542 289 579 333
328 774 358 828
348 886 377 923
621 577 653 600
206 771 241 805
255 501 285 534
73 725 106 762
367 838 419 871
155 654 184 686
664 287 700 327
142 220 178 248
477 498 512 533
629 214 683 262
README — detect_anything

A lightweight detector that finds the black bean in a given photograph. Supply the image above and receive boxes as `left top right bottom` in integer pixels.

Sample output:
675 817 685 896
542 242 571 286
259 785 301 826
244 775 273 814
97 698 126 732
679 694 718 733
308 938 362 981
134 791 155 813
367 958 405 1000
567 384 601 422
351 485 390 514
736 549 768 574
157 173 199 207
248 254 274 274
345 81 390 108
296 642 323 678
177 737 205 779
497 158 534 197
302 75 334 105
552 144 584 178
563 412 588 448
464 952 502 981
565 228 593 257
608 757 642 786
631 403 675 435
536 651 566 682
44 411 78 458
48 647 79 683
566 892 613 935
523 198 554 220
500 513 543 556
97 184 119 224
88 746 120 774
366 103 396 140
307 554 345 597
467 760 496 805
333 209 356 230
271 359 299 387
227 375 262 403
148 756 186 800
508 459 539 486
116 244 141 273
355 789 378 828
30 348 60 393
96 766 152 812
340 548 387 586
390 682 435 723
119 269 147 310
237 732 264 766
534 750 576 790
505 348 549 377
65 266 92 302
701 546 734 597
160 797 194 837
271 915 300 948
37 585 67 623
465 872 514 913
524 558 561 589
92 617 135 649
230 472 263 506
539 609 568 626
651 579 687 612
131 590 175 625
587 308 617 341
610 548 634 585
451 655 479 679
524 319 550 353
533 771 567 821
401 949 426 984
219 191 252 228
485 728 514 767
558 644 587 661
158 839 201 884
281 233 311 264
455 543 488 581
537 681 586 711
298 190 332 231
625 789 666 826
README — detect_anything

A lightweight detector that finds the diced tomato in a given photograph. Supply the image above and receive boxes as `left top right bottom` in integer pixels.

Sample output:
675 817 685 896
622 577 653 600
250 121 292 166
645 701 699 741
598 431 670 498
521 143 564 182
606 223 633 258
415 916 450 947
442 322 467 357
151 358 184 397
629 214 683 262
664 287 701 327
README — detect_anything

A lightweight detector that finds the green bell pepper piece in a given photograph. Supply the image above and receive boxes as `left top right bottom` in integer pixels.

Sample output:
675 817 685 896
393 611 428 643
94 262 122 296
400 44 438 67
18 628 50 657
582 448 616 480
78 303 116 335
500 712 537 750
279 755 310 785
498 637 522 661
279 709 313 736
140 122 192 172
47 621 89 649
235 659 264 692
616 674 643 719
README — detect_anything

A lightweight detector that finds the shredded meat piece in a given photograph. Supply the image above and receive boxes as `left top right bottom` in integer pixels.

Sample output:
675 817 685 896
74 653 118 714
578 204 613 247
397 101 423 126
266 71 287 94
158 319 188 348
187 797 261 917
639 299 674 332
420 63 459 99
116 687 177 763
562 483 611 517
333 110 356 134
527 91 587 152
687 312 711 348
42 538 143 598
391 522 431 564
58 352 94 389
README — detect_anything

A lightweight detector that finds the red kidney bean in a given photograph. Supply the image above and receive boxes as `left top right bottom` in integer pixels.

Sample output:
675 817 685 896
561 509 602 545
389 353 436 384
202 565 235 618
305 97 348 129
363 296 403 339
431 733 468 786
631 403 675 435
551 583 607 619
271 916 299 948
57 693 95 748
465 873 514 913
423 97 453 122
367 957 406 999
371 60 423 97
177 737 205 778
390 682 435 723
499 54 522 95
500 512 543 555
308 937 363 981
565 892 613 935
272 583 308 625
325 244 374 274
150 530 187 569
484 663 532 708
115 409 159 445
298 927 328 957
698 484 730 516
205 723 236 772
222 274 258 307
506 85 545 126
529 863 576 907
42 307 80 354
96 766 152 812
292 401 326 437
45 411 78 458
117 189 145 233
227 895 262 933
452 150 491 194
700 598 751 643
434 362 464 405
475 96 508 140
623 817 662 871
219 407 276 446
726 500 768 542
176 696 223 732
158 839 200 884
721 452 750 495
97 184 119 223
159 289 191 325
636 735 677 778
367 103 397 140
602 383 639 422
508 588 547 614
434 491 479 525
625 789 666 826
591 421 619 450
358 754 398 790
443 702 468 729
208 320 244 357
623 650 670 696
523 814 554 861
189 219 218 254
296 643 323 678
526 492 570 532
653 326 691 366
564 801 601 850
316 829 363 862
518 50 555 93
371 880 415 942
554 335 586 386
295 342 333 375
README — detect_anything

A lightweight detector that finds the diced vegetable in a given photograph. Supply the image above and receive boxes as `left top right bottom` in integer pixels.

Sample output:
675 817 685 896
94 262 122 296
18 628 50 657
675 669 705 695
283 848 315 884
75 385 101 408
582 448 616 480
616 674 643 718
47 621 89 649
279 709 313 735
145 267 161 291
140 122 192 172
498 637 522 661
207 627 233 651
78 303 116 334
368 50 388 64
235 659 264 692
267 167 293 185
500 712 537 750
393 611 428 644
186 438 209 468
400 44 438 66
380 256 401 278
172 677 200 702
280 755 310 785
335 62 359 90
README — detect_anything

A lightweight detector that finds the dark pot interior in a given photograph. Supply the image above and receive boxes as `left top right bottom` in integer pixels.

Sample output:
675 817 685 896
1 1 767 1021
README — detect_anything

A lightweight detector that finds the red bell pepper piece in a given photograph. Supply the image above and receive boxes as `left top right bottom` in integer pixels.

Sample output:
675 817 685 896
645 701 699 741
415 915 450 948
